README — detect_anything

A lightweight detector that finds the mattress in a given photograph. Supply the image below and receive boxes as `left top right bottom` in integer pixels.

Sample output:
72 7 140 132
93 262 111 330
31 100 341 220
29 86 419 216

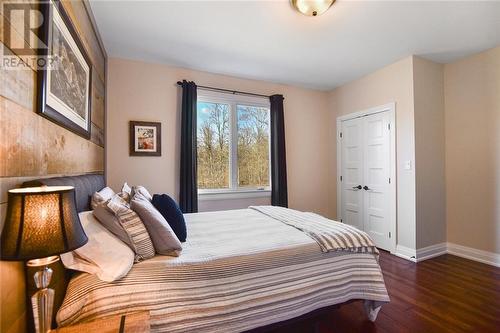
57 208 390 332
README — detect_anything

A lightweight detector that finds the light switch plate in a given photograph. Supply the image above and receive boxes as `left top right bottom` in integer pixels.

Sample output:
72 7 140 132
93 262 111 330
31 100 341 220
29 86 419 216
404 160 412 170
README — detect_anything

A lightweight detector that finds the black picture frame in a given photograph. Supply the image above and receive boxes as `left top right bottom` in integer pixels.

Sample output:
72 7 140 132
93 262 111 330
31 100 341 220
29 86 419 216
129 121 162 156
37 0 92 139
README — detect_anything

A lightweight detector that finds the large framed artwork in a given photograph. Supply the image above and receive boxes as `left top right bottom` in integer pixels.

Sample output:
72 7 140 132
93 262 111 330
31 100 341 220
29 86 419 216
37 0 92 139
129 121 162 156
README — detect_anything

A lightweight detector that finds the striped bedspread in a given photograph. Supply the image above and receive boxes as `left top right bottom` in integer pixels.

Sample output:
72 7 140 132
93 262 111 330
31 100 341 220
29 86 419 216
57 208 389 332
250 206 378 254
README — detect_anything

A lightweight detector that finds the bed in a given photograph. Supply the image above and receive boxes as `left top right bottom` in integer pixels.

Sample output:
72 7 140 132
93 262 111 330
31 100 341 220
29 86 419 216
24 174 389 332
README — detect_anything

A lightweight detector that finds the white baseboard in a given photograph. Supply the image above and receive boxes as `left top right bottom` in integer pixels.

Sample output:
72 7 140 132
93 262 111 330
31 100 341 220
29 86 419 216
394 245 417 262
415 242 447 261
394 242 500 267
447 242 500 268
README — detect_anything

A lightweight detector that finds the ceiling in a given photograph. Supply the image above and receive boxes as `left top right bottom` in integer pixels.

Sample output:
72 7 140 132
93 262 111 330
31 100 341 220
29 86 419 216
89 0 500 91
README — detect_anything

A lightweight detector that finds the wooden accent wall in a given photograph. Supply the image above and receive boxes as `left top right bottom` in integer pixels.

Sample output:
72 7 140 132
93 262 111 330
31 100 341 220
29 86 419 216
0 1 106 332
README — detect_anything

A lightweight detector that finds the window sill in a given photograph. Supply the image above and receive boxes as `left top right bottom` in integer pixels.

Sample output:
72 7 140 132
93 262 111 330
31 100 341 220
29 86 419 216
198 189 271 201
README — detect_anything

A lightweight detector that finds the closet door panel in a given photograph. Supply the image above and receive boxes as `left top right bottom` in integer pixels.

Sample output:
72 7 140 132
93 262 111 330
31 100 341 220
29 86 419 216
362 112 391 250
340 118 364 231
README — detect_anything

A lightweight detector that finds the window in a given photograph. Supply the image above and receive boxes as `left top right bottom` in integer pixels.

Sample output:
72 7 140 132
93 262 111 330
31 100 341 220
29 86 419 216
197 91 271 197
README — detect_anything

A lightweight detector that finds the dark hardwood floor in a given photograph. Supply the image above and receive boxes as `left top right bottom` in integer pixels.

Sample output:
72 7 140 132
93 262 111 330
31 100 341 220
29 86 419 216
268 251 500 333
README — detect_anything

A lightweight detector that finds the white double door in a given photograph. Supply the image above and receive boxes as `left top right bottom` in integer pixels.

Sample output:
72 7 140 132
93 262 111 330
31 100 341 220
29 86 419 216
339 110 394 251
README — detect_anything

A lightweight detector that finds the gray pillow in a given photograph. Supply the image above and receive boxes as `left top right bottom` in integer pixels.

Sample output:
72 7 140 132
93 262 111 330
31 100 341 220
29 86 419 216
132 185 152 201
93 204 134 249
107 194 155 262
91 187 115 210
130 194 182 256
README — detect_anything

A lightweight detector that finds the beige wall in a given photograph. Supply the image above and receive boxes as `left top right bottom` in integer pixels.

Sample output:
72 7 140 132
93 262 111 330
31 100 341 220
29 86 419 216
327 50 500 255
328 56 417 250
0 1 106 332
444 46 500 254
107 50 500 258
106 58 334 218
413 57 446 249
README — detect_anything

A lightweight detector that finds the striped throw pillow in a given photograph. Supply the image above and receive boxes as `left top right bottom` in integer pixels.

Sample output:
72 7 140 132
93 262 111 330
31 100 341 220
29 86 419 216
107 195 155 262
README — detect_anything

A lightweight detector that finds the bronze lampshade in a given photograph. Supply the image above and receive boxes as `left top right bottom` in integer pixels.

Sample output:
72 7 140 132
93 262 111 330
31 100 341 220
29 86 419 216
1 186 88 261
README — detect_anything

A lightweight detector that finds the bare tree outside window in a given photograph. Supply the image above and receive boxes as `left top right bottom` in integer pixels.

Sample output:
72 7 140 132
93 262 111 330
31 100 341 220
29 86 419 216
237 105 270 188
197 100 270 191
197 102 230 189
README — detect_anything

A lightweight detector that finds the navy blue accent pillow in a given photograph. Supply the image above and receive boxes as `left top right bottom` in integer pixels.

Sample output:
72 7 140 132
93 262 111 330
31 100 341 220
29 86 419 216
152 194 187 242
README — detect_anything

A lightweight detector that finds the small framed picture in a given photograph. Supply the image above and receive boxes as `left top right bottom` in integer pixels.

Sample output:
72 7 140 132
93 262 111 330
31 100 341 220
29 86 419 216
129 121 161 156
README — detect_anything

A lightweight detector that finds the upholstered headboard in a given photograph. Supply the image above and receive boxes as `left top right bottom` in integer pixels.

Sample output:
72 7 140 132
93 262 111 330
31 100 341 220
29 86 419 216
23 173 105 213
22 173 105 331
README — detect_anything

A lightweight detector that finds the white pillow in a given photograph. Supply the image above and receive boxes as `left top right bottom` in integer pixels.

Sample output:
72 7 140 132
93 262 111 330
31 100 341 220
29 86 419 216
61 211 134 282
90 187 115 210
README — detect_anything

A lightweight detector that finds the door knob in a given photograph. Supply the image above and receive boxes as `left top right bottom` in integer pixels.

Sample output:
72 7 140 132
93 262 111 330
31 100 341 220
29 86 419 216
352 185 362 190
363 185 371 191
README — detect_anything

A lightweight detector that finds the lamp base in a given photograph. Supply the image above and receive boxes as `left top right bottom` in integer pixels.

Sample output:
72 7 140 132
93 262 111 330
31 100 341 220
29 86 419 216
31 285 54 333
28 256 59 333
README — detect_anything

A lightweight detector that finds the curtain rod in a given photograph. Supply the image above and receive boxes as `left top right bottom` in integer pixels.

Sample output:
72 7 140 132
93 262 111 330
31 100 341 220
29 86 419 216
176 81 274 99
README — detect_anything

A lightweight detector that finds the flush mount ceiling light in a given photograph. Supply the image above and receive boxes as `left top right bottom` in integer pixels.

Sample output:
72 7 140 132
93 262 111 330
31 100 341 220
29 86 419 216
291 0 336 17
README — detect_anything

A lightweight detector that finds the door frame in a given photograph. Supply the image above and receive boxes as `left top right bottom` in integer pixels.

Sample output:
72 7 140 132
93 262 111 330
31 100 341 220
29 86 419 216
336 102 397 253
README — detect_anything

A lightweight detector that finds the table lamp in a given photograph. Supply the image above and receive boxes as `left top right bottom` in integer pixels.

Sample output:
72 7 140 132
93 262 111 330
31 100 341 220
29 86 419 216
1 186 88 333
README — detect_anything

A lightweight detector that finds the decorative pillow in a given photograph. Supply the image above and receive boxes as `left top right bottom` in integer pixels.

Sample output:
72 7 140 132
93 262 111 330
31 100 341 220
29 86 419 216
93 204 134 249
152 194 187 242
107 194 155 262
120 182 132 202
132 185 152 201
90 187 115 210
131 194 182 256
60 211 134 282
122 182 132 194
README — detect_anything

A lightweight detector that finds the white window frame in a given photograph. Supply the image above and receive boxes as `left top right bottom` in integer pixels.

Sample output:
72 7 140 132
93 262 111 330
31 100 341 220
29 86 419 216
197 90 272 200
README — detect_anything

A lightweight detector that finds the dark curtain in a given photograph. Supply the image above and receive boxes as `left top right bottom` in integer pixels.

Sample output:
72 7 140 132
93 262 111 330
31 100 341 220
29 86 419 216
179 80 198 213
269 94 288 207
